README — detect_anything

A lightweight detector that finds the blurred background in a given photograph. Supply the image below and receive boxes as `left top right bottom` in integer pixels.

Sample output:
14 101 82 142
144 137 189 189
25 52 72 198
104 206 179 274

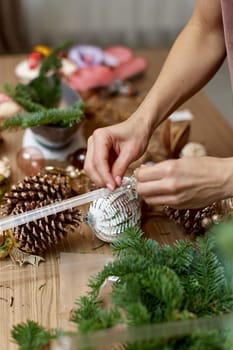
0 0 232 124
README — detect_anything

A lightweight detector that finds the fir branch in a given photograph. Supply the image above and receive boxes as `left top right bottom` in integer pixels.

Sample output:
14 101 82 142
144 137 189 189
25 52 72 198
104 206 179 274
13 97 46 113
0 101 84 130
28 75 61 108
111 227 161 261
71 296 122 333
11 225 233 350
190 237 226 310
11 320 53 350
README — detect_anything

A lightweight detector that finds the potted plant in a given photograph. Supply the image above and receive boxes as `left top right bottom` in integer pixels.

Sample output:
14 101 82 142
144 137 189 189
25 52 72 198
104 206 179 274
0 43 84 149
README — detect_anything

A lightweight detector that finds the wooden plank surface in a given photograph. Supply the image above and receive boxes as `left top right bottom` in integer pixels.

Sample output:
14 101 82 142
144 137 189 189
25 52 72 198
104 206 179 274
0 50 233 349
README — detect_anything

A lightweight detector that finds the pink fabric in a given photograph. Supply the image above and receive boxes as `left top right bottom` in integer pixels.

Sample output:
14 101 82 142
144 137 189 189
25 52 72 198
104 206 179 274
221 0 233 88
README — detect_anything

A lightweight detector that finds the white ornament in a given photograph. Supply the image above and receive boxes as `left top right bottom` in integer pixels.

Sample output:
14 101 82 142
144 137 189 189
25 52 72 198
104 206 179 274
85 177 141 242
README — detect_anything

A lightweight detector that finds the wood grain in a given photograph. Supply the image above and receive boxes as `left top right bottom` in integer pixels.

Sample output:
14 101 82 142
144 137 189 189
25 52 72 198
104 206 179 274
0 51 233 349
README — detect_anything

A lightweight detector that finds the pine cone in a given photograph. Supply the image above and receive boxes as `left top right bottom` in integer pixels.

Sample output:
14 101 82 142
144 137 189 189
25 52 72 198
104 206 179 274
163 202 224 237
1 172 81 255
3 172 71 214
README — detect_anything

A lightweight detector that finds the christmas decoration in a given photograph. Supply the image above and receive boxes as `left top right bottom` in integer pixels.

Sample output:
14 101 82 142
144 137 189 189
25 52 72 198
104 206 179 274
0 171 82 265
16 147 45 176
67 147 87 169
163 198 233 237
15 44 77 84
84 177 141 242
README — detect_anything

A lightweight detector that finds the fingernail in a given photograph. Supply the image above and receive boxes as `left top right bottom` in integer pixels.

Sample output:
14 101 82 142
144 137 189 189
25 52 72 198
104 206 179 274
115 176 122 186
107 183 114 191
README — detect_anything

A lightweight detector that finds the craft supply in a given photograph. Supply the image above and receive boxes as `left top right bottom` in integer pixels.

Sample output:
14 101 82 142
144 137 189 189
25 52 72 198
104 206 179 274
0 172 84 265
84 177 141 242
0 174 138 265
0 187 110 233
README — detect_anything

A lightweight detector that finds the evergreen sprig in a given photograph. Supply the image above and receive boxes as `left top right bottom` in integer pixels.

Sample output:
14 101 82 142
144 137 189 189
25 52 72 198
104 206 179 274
2 41 83 130
0 101 84 129
11 320 53 350
71 296 122 333
11 226 233 349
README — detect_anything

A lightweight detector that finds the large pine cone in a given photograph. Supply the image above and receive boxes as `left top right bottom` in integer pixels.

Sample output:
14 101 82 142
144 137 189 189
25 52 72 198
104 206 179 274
1 172 81 255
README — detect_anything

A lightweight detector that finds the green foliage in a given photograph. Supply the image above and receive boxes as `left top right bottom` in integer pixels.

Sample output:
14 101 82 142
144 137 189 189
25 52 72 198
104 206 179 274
71 296 122 333
11 320 53 350
0 101 84 129
11 226 233 349
75 228 233 349
1 41 84 130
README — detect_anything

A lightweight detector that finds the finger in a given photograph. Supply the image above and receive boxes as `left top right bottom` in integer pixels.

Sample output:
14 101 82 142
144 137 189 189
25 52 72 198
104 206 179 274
84 136 104 187
136 179 175 198
135 160 175 182
111 145 139 186
92 131 116 190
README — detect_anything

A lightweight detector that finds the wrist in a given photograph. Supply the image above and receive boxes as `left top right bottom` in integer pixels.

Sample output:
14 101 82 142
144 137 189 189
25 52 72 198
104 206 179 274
131 100 161 139
222 158 233 198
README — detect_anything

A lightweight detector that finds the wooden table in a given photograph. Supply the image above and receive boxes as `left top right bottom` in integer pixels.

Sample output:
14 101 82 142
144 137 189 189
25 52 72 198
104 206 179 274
1 51 233 350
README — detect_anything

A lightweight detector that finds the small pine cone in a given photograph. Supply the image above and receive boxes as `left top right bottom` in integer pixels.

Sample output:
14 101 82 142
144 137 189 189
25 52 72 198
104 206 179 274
1 173 81 255
3 172 72 215
163 202 223 237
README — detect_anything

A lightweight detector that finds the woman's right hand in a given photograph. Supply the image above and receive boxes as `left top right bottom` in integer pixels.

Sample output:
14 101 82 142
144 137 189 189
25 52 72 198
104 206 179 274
84 115 150 190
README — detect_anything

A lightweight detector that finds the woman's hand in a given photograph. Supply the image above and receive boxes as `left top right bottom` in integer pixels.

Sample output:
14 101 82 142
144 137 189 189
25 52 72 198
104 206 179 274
84 115 150 190
134 157 233 209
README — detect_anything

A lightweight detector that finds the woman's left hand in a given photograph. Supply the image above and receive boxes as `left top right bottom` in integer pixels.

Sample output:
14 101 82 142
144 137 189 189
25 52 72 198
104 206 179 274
134 157 233 209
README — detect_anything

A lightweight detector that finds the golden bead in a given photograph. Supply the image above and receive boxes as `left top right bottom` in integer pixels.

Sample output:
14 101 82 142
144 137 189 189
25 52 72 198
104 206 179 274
212 214 222 224
201 217 212 228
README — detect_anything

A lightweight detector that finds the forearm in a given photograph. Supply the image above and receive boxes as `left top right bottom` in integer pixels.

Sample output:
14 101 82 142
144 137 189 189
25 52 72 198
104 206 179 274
133 1 226 135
